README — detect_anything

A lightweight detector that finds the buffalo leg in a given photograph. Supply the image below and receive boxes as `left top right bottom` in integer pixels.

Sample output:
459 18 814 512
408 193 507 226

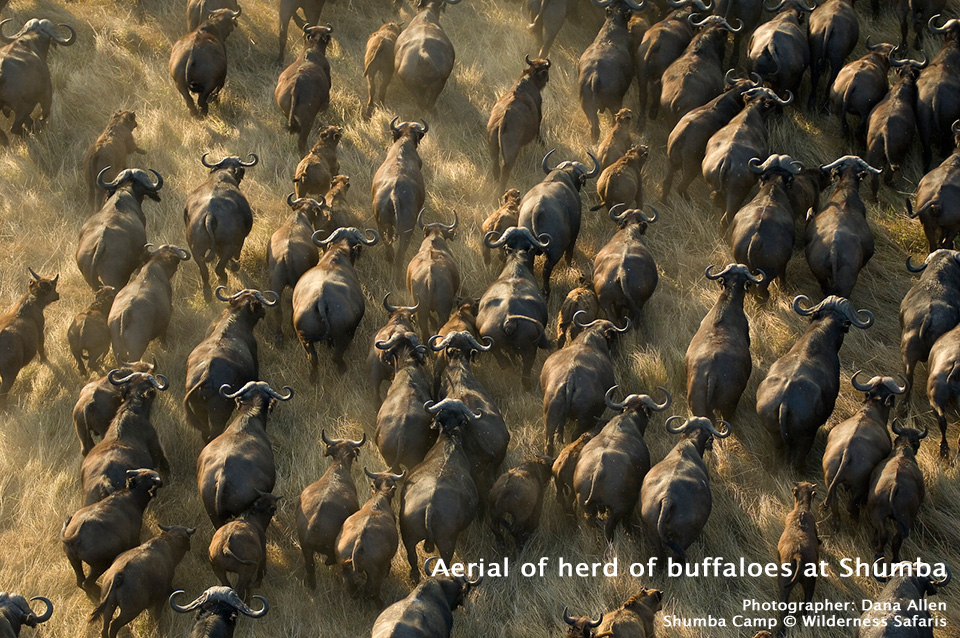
541 260 555 298
277 12 291 64
195 255 213 301
107 603 138 638
404 539 420 583
648 80 661 120
66 551 87 588
937 412 950 458
303 340 319 382
662 163 676 201
303 548 317 590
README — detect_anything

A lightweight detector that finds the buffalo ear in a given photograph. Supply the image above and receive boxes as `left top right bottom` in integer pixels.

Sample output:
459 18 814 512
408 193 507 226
884 394 896 408
159 524 172 532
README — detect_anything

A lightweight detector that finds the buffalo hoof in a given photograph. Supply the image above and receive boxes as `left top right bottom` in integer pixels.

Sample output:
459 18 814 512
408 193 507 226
941 441 950 459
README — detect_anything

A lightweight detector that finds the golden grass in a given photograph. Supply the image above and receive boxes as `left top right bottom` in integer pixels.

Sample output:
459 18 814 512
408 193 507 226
0 0 958 636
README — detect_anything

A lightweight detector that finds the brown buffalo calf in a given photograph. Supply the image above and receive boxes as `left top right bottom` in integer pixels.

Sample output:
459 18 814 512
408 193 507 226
82 110 147 211
68 286 116 376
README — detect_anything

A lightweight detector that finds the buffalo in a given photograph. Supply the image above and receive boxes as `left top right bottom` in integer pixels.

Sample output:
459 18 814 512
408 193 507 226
335 468 405 603
597 108 634 170
776 482 820 632
519 150 600 297
0 18 76 145
76 168 163 291
821 373 907 528
108 244 190 363
169 8 240 117
756 295 874 467
488 56 551 188
487 456 553 550
830 39 897 141
68 285 118 376
906 121 960 252
807 0 859 111
804 155 881 298
573 385 670 541
0 593 52 638
293 125 342 199
407 211 460 337
685 264 762 421
578 0 644 142
0 269 59 408
184 288 276 442
393 0 461 110
866 423 928 562
399 399 480 582
729 155 803 300
209 493 279 601
481 189 521 267
372 118 428 283
183 153 259 301
82 110 147 211
541 313 628 455
477 227 552 388
196 382 293 527
639 416 731 562
924 319 960 457
291 227 380 378
276 23 333 153
169 587 267 637
363 22 402 119
90 525 195 638
73 361 157 456
917 15 960 170
80 369 170 506
746 0 813 96
593 204 659 324
297 431 365 588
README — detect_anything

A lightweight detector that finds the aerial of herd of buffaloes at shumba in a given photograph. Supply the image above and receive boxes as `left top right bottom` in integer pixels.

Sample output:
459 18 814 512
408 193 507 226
3 0 960 635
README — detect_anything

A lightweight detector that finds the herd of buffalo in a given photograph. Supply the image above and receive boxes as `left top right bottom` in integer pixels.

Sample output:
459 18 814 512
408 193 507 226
0 0 959 635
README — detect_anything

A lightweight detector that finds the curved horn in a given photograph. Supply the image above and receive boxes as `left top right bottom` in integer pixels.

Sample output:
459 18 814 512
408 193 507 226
428 334 452 351
704 264 726 280
442 210 458 231
792 295 815 316
933 565 952 587
97 166 121 191
287 192 306 207
200 152 220 168
906 255 928 273
665 415 689 433
138 169 163 191
424 556 441 577
723 17 744 32
588 614 604 628
266 385 294 401
892 418 905 435
929 14 952 33
604 386 627 411
642 386 672 411
764 0 785 10
724 69 738 85
383 292 400 314
360 228 380 245
918 423 929 439
525 54 534 66
893 374 909 395
390 116 401 134
541 149 557 174
321 429 335 447
148 374 170 391
215 286 232 302
622 0 644 10
706 419 733 438
0 19 18 43
608 203 628 223
255 290 279 307
773 89 794 105
583 152 600 178
239 153 258 167
749 157 764 174
174 247 191 260
53 23 76 45
416 208 426 230
236 595 268 618
573 309 592 328
108 369 137 385
851 370 872 392
872 557 890 583
953 119 960 136
348 433 367 447
27 597 53 623
849 306 875 329
563 607 577 626
640 204 659 223
169 591 205 613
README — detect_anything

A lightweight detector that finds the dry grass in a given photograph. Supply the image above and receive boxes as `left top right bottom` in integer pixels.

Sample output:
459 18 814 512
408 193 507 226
0 0 958 636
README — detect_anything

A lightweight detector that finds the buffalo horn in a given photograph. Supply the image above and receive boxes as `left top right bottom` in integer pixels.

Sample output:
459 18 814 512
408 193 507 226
28 596 53 623
542 149 557 174
665 415 689 433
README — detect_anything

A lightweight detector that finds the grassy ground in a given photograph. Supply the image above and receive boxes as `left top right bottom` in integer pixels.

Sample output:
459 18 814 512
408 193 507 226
0 0 958 636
